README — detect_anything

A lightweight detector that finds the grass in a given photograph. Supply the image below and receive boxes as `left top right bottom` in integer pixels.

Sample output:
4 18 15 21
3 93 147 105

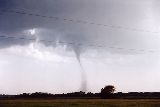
0 99 160 107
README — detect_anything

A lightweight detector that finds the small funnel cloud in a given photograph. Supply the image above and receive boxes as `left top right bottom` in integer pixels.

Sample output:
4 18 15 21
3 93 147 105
73 46 87 92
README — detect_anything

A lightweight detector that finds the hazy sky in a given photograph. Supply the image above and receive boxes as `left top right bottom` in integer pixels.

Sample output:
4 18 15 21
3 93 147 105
0 0 160 94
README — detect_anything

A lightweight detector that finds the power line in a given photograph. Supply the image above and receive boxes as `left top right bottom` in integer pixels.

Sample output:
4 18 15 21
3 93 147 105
0 35 158 53
0 9 159 34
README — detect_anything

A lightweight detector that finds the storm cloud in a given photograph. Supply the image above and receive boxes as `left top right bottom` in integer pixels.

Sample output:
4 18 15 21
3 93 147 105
0 0 160 53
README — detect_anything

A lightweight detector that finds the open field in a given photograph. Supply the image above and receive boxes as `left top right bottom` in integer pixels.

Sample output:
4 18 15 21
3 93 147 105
1 99 160 107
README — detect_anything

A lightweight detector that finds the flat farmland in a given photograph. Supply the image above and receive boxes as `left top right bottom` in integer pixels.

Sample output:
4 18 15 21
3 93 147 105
0 99 160 107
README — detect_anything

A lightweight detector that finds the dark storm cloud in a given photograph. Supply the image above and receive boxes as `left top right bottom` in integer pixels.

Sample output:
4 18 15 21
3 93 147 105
0 0 159 53
0 0 88 52
0 0 13 8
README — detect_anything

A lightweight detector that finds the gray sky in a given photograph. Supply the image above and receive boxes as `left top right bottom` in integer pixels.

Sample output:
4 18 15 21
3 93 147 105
0 0 160 94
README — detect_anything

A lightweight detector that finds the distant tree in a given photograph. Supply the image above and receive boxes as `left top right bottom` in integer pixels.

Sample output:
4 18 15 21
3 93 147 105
101 85 116 99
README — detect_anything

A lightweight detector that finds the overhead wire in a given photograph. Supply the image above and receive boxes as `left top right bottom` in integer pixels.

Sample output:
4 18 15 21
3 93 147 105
0 9 160 34
0 35 158 53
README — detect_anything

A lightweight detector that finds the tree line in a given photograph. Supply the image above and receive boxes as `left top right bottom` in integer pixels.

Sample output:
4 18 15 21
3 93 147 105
1 85 160 99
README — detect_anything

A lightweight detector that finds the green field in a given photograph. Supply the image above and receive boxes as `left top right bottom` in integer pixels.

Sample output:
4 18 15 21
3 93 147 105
0 99 160 107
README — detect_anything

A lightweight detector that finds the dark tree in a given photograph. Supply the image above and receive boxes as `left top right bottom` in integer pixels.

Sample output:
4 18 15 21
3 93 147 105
101 85 115 99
